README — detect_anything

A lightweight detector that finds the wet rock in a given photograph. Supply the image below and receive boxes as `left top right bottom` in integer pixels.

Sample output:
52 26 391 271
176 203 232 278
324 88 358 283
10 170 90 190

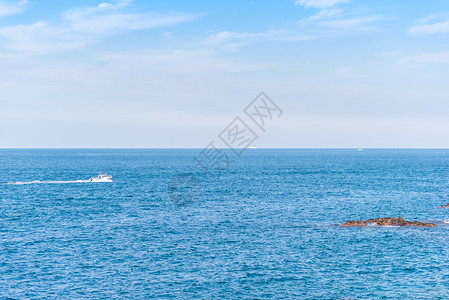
340 220 367 227
340 217 435 227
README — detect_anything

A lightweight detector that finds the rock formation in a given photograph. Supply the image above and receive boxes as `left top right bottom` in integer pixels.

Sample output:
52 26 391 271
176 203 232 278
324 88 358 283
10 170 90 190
341 217 435 227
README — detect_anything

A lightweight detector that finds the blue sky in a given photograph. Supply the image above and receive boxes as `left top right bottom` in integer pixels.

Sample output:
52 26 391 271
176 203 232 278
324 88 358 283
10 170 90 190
1 0 449 147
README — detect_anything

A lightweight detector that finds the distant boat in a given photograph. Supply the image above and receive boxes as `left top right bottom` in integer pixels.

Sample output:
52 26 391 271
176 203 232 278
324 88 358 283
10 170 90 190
89 173 112 182
358 148 363 151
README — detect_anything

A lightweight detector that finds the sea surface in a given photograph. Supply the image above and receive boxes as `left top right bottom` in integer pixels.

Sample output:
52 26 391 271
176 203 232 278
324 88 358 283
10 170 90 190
1 149 449 299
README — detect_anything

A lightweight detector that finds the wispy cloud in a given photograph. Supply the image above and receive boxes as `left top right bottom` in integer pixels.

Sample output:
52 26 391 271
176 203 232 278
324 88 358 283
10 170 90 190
0 0 200 55
63 0 196 34
295 0 349 9
317 15 382 30
298 2 382 33
408 14 449 35
204 30 312 51
204 0 380 51
302 8 344 22
0 0 26 18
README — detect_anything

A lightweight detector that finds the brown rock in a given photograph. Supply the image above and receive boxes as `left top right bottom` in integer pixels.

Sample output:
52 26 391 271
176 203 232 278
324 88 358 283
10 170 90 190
340 217 435 227
340 220 367 227
366 217 406 226
406 220 436 227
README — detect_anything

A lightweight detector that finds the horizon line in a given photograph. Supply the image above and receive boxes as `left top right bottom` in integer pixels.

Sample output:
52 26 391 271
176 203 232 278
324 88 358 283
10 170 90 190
2 147 449 150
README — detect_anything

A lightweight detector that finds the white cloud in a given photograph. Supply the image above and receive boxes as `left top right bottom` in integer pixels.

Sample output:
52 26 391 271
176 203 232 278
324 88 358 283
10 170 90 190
299 9 381 32
205 31 255 46
0 1 200 55
98 3 113 9
0 20 47 40
319 15 382 30
0 21 86 54
0 0 27 18
408 14 449 35
205 7 379 52
64 10 197 35
62 0 198 34
301 8 343 22
204 0 378 51
204 30 312 51
295 0 349 9
297 1 381 33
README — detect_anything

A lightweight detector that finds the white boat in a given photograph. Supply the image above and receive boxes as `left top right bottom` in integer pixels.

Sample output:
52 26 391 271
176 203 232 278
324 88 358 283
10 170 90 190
89 173 113 182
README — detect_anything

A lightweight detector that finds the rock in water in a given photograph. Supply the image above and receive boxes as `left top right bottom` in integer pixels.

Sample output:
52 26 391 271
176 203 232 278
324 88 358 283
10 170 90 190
340 220 367 227
340 217 435 227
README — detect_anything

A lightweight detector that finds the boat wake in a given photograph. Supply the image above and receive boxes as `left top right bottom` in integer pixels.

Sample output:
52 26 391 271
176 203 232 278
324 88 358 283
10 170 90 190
5 179 112 185
5 174 113 185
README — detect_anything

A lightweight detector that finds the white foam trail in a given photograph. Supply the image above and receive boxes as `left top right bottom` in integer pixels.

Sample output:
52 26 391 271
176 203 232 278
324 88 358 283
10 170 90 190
6 179 112 185
443 219 449 224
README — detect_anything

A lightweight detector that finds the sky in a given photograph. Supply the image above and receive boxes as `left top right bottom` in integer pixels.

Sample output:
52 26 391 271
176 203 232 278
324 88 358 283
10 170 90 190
1 0 449 148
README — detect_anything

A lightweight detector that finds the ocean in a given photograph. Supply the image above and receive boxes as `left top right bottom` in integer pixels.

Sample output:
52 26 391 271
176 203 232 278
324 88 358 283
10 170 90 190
1 149 449 299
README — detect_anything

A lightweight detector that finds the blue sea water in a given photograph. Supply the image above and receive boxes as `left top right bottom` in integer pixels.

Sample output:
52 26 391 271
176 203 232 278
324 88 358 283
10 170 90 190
1 149 449 299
